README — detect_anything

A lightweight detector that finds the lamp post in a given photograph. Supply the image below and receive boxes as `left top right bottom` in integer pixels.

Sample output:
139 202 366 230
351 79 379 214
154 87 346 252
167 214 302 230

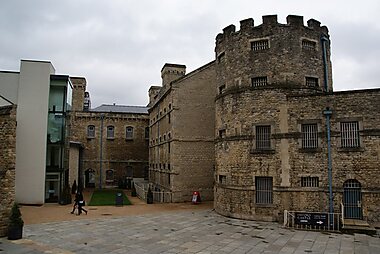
99 113 105 189
323 108 333 226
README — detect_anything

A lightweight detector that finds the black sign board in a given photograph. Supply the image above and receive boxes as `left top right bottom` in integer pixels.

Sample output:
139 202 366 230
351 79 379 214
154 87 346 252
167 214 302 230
295 212 328 227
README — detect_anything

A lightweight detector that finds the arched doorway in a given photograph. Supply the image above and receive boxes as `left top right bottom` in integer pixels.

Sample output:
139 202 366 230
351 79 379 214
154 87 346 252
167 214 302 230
343 179 362 219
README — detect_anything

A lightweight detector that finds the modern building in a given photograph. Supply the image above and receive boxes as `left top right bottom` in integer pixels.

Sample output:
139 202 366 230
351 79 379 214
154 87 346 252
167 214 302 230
0 60 72 204
148 63 216 202
69 79 149 190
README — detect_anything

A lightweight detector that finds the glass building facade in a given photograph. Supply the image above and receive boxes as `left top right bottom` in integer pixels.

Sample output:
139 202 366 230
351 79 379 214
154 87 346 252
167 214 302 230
45 75 72 202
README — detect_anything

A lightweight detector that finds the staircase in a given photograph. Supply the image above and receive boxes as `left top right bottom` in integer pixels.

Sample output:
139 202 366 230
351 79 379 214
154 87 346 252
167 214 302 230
342 219 377 236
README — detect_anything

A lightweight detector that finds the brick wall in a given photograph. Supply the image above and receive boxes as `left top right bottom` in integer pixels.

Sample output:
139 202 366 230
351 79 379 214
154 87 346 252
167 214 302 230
0 105 17 236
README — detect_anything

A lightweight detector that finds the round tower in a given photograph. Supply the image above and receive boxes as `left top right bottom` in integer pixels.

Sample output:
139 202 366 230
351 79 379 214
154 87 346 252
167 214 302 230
214 15 332 221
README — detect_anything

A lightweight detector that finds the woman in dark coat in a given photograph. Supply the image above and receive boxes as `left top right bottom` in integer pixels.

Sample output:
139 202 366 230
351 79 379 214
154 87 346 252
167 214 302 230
77 192 88 215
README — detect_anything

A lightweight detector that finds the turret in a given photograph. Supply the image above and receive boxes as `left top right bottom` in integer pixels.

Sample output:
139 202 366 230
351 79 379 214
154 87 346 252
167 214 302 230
215 15 332 93
161 63 186 87
70 77 87 111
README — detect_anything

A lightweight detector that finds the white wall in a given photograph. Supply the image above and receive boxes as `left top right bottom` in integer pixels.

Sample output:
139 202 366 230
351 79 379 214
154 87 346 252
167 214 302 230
15 60 55 204
0 71 19 106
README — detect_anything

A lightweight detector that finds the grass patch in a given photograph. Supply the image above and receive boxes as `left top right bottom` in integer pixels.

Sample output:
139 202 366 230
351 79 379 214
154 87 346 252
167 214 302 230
89 189 131 206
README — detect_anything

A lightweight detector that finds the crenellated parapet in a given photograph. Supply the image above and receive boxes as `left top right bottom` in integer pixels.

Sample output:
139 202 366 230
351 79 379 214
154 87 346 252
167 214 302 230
215 15 332 94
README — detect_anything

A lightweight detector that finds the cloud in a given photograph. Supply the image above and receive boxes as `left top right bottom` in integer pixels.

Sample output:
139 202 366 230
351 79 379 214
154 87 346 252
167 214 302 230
1 0 379 107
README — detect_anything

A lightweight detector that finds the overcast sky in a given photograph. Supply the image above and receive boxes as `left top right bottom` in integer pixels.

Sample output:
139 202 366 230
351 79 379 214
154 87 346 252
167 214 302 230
1 0 379 108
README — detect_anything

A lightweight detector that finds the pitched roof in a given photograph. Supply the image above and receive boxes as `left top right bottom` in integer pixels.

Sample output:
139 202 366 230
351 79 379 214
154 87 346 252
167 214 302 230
91 104 148 114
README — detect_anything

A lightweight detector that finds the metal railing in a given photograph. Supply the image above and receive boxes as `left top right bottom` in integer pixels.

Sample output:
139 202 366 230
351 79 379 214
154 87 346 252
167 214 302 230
284 210 342 232
134 181 172 203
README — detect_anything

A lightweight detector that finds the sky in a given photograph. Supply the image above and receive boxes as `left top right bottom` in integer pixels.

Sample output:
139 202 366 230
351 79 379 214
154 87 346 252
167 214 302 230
1 0 379 108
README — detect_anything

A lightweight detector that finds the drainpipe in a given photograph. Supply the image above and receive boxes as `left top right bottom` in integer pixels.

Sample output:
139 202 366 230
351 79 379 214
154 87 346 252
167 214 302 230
323 108 333 225
321 35 330 92
99 114 105 189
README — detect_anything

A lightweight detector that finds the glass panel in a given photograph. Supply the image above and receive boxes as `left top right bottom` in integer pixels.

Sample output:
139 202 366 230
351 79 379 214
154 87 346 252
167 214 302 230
47 113 64 143
48 86 65 112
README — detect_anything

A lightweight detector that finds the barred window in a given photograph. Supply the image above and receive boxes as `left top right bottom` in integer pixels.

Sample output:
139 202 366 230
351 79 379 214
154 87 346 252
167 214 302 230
251 39 269 51
145 127 149 139
252 76 267 87
126 126 134 140
341 121 360 148
302 39 316 50
305 77 319 87
219 175 227 184
255 177 273 204
301 123 318 148
107 126 114 139
301 176 319 187
87 125 95 138
256 125 271 150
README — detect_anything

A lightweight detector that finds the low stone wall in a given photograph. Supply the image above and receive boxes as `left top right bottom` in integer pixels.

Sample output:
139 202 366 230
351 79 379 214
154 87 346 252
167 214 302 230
0 105 17 236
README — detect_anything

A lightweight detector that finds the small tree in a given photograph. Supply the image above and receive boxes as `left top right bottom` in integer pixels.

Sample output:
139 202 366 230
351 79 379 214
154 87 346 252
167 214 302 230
8 203 24 240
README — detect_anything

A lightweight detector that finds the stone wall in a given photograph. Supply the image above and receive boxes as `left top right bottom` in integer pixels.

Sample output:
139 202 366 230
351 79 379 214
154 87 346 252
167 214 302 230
149 62 216 202
214 15 380 222
70 111 149 188
0 105 17 236
214 87 380 222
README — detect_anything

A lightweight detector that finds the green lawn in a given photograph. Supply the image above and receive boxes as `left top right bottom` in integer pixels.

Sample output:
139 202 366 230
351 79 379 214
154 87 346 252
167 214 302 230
88 189 131 206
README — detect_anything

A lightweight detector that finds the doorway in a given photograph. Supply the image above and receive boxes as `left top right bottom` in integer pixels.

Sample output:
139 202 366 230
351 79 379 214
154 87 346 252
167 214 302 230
45 173 60 203
343 179 363 219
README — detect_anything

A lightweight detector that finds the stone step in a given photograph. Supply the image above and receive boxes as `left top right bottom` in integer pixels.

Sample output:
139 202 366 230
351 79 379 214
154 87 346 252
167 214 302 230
342 220 377 236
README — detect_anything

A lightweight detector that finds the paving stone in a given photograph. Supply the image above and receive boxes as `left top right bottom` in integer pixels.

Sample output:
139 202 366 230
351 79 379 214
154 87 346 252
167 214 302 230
1 210 379 253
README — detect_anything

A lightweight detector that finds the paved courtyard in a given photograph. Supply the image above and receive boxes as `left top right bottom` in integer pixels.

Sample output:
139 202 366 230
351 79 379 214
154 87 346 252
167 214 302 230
1 208 380 254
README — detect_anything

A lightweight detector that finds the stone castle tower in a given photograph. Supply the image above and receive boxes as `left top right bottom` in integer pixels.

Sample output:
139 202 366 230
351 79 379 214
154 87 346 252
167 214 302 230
214 15 334 221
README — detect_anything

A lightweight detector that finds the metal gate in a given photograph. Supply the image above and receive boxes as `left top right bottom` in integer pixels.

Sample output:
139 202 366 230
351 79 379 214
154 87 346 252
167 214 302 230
343 179 362 219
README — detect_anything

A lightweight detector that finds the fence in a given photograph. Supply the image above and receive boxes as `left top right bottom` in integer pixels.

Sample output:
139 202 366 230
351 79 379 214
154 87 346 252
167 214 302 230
284 210 342 232
134 181 172 203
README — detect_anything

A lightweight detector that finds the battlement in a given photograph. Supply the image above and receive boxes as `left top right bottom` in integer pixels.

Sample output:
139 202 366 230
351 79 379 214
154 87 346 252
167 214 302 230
216 15 328 43
161 63 186 87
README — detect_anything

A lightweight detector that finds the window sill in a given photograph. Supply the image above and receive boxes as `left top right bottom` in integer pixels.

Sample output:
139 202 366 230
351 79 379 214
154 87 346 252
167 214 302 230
338 147 364 152
107 138 115 140
299 148 322 153
87 137 95 140
125 138 134 141
255 203 274 208
251 149 275 154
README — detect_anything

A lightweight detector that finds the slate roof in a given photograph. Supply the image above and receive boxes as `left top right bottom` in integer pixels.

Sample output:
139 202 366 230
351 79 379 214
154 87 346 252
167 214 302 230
91 104 149 114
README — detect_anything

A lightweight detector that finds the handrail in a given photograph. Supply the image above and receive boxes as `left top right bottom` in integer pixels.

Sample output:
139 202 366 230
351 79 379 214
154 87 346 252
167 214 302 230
284 210 341 232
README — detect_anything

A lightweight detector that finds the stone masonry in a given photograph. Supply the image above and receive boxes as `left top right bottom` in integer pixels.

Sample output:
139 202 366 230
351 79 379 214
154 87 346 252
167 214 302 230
0 105 17 236
214 15 380 222
70 77 149 189
148 62 216 202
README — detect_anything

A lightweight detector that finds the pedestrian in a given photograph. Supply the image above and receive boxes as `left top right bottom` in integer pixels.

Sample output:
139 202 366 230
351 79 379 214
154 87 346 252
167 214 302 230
77 191 88 215
70 192 79 214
